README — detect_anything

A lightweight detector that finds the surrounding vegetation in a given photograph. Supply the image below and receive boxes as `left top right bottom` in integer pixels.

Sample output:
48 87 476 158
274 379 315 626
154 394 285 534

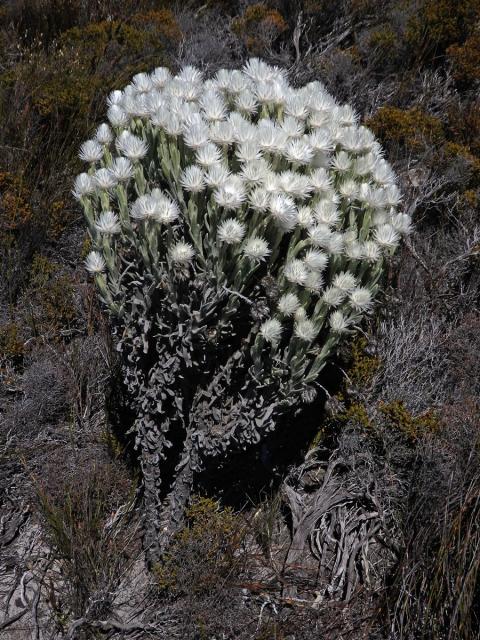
0 1 479 638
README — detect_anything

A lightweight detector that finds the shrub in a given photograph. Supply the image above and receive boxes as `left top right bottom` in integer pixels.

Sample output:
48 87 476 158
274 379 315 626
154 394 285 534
75 58 410 561
367 106 444 151
232 4 288 54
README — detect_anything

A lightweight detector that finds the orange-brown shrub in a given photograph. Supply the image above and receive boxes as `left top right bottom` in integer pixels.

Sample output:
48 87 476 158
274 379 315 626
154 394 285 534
367 106 444 150
232 4 288 54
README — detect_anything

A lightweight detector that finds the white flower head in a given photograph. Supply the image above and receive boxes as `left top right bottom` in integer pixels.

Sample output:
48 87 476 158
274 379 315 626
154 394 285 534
304 270 324 292
329 310 351 333
85 251 106 273
169 241 195 265
151 190 180 224
268 194 297 231
243 236 270 261
304 249 328 271
181 165 205 193
79 140 103 163
214 176 246 210
294 318 317 342
107 104 129 127
332 271 357 292
95 123 113 145
260 318 283 344
374 224 400 249
278 293 300 317
284 259 308 286
73 173 95 199
349 287 373 312
205 164 230 189
249 187 270 211
362 240 381 262
297 206 314 229
217 218 246 244
94 168 118 190
115 131 148 161
110 157 134 182
322 286 346 307
285 138 314 165
95 211 121 234
196 143 222 168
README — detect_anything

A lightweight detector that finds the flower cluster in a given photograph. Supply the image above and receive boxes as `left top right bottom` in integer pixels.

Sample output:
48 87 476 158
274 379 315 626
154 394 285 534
75 58 410 388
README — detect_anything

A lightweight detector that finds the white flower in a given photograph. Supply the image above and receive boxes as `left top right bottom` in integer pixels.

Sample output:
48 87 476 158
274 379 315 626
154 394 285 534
132 72 153 94
322 286 346 307
285 95 309 120
106 90 123 107
79 140 103 163
309 168 332 193
339 179 359 201
349 287 373 312
241 159 271 186
309 129 333 153
276 171 312 199
205 165 230 189
95 123 113 145
294 318 317 342
285 138 314 165
325 232 345 255
329 310 350 333
115 132 148 161
258 120 287 153
196 143 222 168
260 318 283 344
177 65 203 85
374 224 400 249
151 190 180 223
200 91 227 122
110 157 134 182
280 116 303 139
107 104 129 127
297 206 314 229
268 194 297 231
184 123 210 150
214 177 246 210
391 212 413 236
332 271 357 292
217 218 246 244
278 293 300 317
304 270 324 292
304 249 328 271
284 259 308 285
130 195 159 220
249 187 270 211
73 173 95 199
181 166 205 193
314 200 341 226
209 121 235 145
85 251 106 273
169 241 195 265
150 66 171 88
354 153 376 177
308 224 332 247
236 142 262 163
362 240 381 262
243 236 270 261
94 168 118 190
95 211 121 234
345 241 364 260
331 151 351 173
235 90 258 115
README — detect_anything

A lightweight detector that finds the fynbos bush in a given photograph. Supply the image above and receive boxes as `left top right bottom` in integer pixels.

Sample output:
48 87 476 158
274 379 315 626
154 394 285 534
74 59 410 561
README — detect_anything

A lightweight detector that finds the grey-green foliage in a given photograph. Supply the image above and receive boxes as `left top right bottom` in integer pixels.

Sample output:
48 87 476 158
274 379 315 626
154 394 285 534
74 59 410 561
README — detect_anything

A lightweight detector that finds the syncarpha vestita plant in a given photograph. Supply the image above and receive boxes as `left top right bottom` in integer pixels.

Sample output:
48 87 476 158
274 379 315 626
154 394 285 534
75 59 411 561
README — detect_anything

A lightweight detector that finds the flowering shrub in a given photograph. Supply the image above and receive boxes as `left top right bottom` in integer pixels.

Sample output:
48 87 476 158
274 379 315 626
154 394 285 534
75 59 410 560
